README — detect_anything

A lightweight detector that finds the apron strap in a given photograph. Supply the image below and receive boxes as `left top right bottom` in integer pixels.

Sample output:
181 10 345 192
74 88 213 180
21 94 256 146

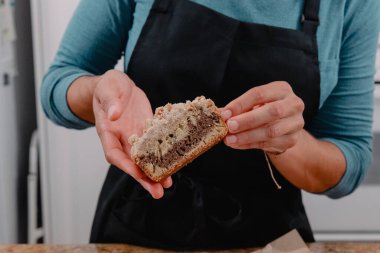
301 0 320 35
152 0 172 13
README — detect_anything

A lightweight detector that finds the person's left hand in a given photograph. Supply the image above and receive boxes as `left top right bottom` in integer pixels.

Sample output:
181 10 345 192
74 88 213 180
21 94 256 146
221 81 305 155
93 70 172 199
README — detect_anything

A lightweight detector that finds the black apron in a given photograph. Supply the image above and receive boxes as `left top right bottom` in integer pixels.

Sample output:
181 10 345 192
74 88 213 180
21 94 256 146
90 0 321 250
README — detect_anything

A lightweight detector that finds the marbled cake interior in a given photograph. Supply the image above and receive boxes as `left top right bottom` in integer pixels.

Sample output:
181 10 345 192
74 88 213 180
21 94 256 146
129 96 228 181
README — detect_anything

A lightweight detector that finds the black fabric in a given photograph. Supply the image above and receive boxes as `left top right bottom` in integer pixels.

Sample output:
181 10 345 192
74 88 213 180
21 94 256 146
302 0 320 35
90 0 321 250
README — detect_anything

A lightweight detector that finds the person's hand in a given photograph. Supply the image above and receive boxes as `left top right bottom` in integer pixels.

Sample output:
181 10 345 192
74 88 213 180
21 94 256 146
221 81 305 155
93 70 172 199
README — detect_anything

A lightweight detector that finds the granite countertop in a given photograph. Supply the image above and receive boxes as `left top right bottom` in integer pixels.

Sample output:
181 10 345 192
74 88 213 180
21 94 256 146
1 243 380 253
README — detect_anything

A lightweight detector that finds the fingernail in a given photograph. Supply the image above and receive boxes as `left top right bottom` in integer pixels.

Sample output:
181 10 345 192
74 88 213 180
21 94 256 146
227 120 239 131
221 109 232 120
226 135 237 144
108 105 116 120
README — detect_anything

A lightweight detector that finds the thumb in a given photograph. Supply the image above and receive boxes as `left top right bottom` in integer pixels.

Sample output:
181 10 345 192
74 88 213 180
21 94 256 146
106 101 122 121
95 70 135 121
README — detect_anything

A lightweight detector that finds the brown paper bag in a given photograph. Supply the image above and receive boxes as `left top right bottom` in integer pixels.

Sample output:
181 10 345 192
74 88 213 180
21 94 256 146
252 230 311 253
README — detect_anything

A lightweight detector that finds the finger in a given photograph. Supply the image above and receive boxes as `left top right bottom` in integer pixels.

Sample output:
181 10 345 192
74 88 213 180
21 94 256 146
107 102 123 121
225 114 304 146
224 81 293 117
220 107 233 121
98 129 167 198
96 85 120 114
96 72 134 121
93 94 123 125
227 132 299 151
161 176 173 189
226 96 304 134
93 97 107 121
98 130 144 180
137 177 165 199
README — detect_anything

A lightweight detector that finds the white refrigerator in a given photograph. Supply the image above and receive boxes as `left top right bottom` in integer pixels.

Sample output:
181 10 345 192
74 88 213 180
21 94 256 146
30 0 380 243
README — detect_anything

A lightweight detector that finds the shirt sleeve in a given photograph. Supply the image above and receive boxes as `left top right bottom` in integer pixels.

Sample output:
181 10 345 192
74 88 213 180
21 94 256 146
309 0 380 198
41 0 135 129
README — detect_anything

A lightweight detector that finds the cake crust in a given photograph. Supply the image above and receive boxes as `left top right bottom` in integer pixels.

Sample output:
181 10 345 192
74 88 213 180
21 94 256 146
129 96 228 182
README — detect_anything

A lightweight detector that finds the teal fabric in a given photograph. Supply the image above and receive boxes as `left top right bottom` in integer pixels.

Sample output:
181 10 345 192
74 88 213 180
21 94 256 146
41 0 380 198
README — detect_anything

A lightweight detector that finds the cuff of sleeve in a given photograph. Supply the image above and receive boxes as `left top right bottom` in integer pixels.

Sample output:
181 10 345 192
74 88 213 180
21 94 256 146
316 138 365 199
52 72 95 129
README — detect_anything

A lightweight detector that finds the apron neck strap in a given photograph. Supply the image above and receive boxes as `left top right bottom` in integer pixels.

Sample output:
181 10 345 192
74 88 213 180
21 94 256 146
301 0 320 35
153 0 171 13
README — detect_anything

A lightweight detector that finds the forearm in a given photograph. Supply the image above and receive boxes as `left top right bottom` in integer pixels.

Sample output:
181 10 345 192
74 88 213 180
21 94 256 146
41 0 134 128
269 129 346 193
67 75 101 124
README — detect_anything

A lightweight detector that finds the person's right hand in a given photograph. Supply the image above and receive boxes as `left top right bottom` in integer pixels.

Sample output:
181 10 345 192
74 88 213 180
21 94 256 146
93 70 172 199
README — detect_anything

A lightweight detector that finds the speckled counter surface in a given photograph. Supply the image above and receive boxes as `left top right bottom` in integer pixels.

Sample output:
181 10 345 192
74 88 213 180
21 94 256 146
1 243 380 253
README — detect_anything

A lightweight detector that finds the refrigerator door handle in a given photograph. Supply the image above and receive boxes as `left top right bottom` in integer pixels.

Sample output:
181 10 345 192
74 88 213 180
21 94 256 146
27 130 44 243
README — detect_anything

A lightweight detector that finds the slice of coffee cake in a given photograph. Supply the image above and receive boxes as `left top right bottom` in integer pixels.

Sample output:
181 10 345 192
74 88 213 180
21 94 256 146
129 96 228 182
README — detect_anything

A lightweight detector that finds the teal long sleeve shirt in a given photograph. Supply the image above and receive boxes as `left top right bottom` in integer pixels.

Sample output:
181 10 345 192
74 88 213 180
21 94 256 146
41 0 380 199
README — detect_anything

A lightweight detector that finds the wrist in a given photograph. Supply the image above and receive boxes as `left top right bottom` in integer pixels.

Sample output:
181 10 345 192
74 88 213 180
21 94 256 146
67 75 101 124
268 130 346 193
89 75 102 93
266 129 306 159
